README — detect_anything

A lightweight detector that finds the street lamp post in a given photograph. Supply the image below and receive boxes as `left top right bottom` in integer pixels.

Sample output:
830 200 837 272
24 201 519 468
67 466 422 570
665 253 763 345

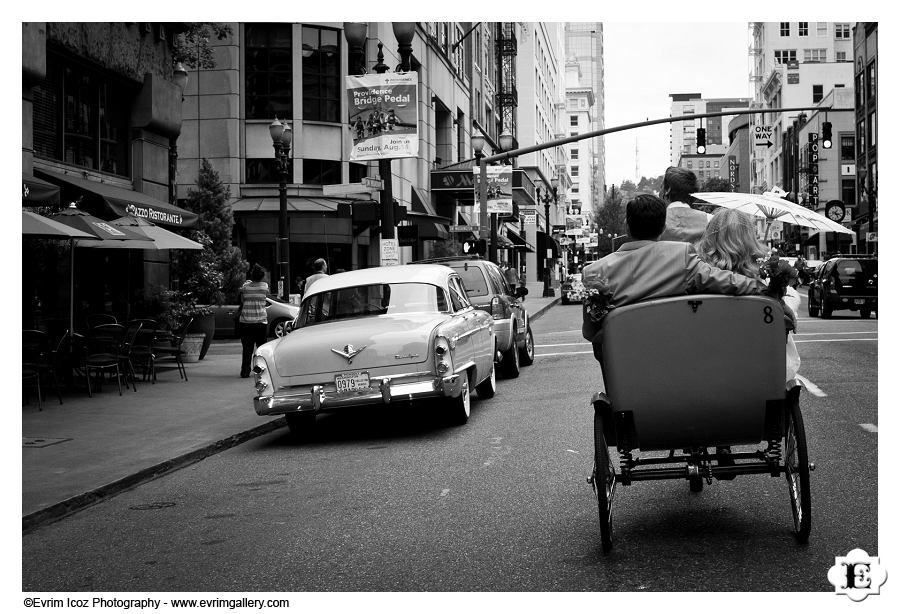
270 118 293 301
536 179 558 297
343 23 416 256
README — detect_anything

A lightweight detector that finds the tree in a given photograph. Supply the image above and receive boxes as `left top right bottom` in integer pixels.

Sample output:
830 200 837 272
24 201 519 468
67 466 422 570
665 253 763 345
592 185 627 258
172 23 233 69
700 176 732 193
173 159 248 304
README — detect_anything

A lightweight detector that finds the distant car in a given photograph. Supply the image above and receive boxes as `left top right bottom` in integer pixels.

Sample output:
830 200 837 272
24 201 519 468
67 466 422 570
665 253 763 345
211 296 300 339
252 264 497 437
560 274 584 305
414 256 534 378
807 257 877 318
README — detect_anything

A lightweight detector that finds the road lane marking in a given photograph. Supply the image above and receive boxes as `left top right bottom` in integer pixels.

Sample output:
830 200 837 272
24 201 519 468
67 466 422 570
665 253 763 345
536 351 594 358
566 449 580 454
440 488 450 497
536 342 591 348
795 331 878 336
859 423 878 433
796 375 827 397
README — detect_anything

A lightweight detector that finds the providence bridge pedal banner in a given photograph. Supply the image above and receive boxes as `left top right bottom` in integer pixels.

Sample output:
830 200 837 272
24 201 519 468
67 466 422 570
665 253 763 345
347 72 418 161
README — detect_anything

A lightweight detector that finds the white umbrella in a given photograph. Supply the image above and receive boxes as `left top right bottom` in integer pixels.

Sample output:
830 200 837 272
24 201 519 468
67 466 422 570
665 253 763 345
693 191 854 236
79 215 203 251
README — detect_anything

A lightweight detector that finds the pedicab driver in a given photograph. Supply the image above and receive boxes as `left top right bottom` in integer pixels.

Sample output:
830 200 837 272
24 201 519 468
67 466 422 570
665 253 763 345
580 194 764 361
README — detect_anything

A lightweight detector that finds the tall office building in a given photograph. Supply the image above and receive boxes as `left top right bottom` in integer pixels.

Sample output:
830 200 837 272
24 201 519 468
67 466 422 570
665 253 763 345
564 23 605 199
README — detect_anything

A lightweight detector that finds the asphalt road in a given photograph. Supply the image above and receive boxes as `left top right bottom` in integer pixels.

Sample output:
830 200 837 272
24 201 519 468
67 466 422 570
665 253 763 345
22 293 878 593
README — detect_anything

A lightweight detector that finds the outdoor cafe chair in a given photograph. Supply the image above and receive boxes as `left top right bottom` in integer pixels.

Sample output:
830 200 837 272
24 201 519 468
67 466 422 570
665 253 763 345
83 324 126 397
127 319 160 384
86 313 118 329
152 317 192 381
117 321 143 393
23 330 63 410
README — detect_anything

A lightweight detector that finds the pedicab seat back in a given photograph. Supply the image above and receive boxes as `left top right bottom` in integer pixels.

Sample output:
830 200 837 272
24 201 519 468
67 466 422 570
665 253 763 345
600 294 786 450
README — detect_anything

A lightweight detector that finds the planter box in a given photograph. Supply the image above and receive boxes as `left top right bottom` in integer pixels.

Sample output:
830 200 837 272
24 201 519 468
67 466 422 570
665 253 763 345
181 333 206 363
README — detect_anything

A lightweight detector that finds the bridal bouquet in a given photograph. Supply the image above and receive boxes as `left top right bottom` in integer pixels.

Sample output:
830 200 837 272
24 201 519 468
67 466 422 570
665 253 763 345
578 276 615 326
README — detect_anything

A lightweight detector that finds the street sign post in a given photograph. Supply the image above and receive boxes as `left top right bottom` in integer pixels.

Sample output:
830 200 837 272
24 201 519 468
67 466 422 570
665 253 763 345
449 224 479 233
753 125 775 148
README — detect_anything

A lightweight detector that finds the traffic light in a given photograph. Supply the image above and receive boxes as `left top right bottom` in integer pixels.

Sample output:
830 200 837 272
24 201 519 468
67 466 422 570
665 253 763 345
696 128 706 155
462 239 487 255
821 121 833 149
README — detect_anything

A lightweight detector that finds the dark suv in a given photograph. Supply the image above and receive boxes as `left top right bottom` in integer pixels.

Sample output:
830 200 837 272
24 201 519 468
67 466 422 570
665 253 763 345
415 256 534 377
807 257 877 318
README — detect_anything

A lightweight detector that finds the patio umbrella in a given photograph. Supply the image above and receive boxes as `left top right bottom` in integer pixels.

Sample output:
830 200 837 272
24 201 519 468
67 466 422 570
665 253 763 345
22 210 94 239
693 191 854 236
49 205 154 335
80 215 203 251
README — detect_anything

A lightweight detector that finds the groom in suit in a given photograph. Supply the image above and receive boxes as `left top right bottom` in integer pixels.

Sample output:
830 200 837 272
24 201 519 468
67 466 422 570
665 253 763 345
581 194 763 347
658 166 711 244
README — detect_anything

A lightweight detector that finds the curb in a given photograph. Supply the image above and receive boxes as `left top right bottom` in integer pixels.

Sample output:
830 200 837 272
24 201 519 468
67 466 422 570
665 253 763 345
23 418 286 534
529 297 560 322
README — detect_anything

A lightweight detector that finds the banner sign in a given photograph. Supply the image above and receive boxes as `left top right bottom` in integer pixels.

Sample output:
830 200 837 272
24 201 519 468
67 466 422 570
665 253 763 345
380 238 400 266
576 236 593 245
347 72 418 161
473 166 513 215
728 156 738 192
523 214 537 225
450 224 479 233
807 133 819 208
565 214 585 236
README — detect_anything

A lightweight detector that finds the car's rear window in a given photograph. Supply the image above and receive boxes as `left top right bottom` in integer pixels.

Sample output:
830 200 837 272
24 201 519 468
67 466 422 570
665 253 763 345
451 265 490 297
833 260 877 283
299 283 448 326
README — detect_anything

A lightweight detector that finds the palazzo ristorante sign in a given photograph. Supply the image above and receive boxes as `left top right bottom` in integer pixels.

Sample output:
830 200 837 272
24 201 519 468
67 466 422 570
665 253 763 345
124 202 185 227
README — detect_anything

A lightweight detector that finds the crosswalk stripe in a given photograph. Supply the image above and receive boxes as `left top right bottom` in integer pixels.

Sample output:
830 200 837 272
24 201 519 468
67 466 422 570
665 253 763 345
796 375 827 397
859 423 878 433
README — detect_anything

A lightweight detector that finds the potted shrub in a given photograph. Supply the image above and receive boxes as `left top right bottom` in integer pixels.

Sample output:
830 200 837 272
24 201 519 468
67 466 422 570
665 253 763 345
158 290 213 363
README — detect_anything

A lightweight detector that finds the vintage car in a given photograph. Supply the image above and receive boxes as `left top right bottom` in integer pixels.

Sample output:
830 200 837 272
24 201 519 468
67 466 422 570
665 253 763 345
415 256 534 377
252 264 497 437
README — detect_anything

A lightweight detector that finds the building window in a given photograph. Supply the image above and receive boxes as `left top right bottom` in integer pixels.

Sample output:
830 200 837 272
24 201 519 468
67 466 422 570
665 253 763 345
303 159 341 185
245 23 293 120
857 119 866 154
867 61 876 101
302 26 341 123
570 115 578 126
714 160 720 168
835 23 851 39
570 131 577 137
816 22 827 36
798 22 808 36
32 52 133 176
856 72 865 107
841 135 855 161
571 166 579 177
571 148 579 160
246 158 293 184
780 22 790 36
774 49 797 64
454 24 466 78
867 112 875 148
350 162 368 183
836 51 848 62
572 185 579 193
686 160 693 169
706 160 711 168
812 84 823 103
842 179 855 205
804 48 827 62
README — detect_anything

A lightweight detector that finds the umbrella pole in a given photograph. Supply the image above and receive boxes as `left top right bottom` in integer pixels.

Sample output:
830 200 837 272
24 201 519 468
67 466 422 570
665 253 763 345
69 238 75 336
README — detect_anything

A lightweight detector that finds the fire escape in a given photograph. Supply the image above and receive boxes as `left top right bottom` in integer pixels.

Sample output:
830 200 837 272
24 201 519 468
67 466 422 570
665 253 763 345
496 23 518 142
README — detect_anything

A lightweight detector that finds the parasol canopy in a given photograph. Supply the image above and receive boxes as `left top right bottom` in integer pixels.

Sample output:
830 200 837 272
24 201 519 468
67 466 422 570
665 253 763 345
50 204 155 243
78 215 203 251
22 210 94 239
692 191 853 235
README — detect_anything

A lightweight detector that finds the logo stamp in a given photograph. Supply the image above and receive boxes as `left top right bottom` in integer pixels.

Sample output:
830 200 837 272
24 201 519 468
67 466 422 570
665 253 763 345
827 548 887 601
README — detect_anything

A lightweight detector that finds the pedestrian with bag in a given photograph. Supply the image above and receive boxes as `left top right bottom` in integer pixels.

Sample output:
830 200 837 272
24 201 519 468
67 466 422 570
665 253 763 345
237 264 269 378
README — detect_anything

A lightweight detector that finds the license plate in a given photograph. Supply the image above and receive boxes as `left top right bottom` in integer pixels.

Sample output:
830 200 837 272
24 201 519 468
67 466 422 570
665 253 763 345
854 299 865 305
335 371 370 393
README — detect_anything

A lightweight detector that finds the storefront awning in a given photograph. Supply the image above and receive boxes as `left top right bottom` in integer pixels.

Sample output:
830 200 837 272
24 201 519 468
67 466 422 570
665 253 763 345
231 197 349 213
505 227 534 252
23 173 60 206
537 231 561 259
36 170 198 228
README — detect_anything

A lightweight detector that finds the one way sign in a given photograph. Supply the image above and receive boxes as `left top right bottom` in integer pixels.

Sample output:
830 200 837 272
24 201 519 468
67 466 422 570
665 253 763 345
754 124 774 148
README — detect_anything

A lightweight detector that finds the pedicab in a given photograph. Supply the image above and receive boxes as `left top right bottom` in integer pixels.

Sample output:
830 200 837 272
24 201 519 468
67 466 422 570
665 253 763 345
587 294 812 552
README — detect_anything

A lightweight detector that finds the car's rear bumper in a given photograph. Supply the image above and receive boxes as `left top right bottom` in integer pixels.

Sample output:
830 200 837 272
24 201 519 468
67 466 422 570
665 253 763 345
254 371 463 415
830 295 877 308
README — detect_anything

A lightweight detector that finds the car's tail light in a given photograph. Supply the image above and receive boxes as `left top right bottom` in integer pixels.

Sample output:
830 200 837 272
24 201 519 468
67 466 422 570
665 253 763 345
491 296 504 319
434 336 453 375
252 355 271 395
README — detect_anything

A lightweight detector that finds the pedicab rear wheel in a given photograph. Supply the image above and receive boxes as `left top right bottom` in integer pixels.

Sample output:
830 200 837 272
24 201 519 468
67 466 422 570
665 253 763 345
785 400 811 543
593 411 615 553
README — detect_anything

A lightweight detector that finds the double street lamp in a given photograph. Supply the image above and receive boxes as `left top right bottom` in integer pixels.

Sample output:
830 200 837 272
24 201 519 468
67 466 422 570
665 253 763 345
269 117 293 300
535 178 558 297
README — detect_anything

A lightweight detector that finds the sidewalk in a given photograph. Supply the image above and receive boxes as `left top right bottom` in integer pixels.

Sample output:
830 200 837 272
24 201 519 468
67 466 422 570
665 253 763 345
22 289 558 531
